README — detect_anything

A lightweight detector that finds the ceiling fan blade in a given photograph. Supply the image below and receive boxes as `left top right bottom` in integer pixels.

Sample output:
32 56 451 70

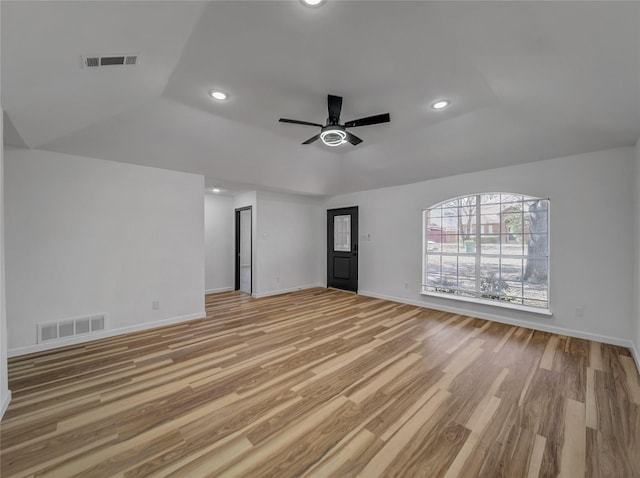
279 118 324 127
344 113 390 128
345 131 363 145
327 95 343 123
302 134 321 145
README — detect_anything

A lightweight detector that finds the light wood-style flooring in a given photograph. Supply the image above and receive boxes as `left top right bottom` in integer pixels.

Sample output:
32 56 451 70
1 288 640 477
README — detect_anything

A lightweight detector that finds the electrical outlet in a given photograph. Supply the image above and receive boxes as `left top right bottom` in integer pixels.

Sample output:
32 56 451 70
575 306 584 318
152 300 160 310
276 277 280 283
404 282 409 289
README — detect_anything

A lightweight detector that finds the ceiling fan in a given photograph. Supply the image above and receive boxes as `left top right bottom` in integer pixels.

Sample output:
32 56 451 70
279 94 390 147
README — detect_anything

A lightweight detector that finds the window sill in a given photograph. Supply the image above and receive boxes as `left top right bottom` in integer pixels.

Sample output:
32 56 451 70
420 291 552 316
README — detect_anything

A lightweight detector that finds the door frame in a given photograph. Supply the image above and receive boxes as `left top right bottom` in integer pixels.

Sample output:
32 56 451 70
235 206 252 294
327 206 359 293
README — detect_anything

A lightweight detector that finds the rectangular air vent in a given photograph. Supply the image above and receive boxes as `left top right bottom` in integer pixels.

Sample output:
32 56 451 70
85 57 100 68
76 318 90 334
40 324 58 342
82 54 139 69
101 56 125 66
91 315 105 332
38 314 106 343
59 321 74 338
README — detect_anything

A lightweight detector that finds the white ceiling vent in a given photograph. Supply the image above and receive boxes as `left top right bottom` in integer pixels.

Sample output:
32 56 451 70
82 54 139 69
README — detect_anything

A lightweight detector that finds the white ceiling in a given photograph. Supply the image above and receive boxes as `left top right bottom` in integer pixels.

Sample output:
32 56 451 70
2 1 639 196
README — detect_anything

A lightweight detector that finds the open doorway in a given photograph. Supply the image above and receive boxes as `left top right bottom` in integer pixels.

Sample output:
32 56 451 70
235 206 252 294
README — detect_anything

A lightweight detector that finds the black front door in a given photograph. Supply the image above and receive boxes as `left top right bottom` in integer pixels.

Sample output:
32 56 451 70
327 206 358 292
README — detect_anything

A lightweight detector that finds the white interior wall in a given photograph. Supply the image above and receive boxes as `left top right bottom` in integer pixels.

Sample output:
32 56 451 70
254 191 323 298
634 138 640 365
204 193 234 294
1 1 10 417
1 110 11 417
325 147 636 346
5 149 206 355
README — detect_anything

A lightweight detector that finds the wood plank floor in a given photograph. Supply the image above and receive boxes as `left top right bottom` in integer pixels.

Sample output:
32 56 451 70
1 288 639 477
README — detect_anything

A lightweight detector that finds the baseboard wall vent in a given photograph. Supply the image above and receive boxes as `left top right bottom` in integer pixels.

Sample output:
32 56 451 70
37 315 106 344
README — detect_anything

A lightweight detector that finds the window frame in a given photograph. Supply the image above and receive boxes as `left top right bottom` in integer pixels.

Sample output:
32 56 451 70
421 193 551 316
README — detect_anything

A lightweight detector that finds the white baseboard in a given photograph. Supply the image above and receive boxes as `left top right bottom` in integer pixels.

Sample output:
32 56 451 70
252 283 324 299
8 311 206 358
359 289 636 351
205 287 233 295
1 390 12 421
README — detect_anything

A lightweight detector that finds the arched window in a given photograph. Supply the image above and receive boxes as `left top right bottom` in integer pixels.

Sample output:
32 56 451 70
423 193 549 312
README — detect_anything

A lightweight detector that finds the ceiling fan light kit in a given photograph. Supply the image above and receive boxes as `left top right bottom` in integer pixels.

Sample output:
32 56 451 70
301 0 326 7
279 94 390 147
320 127 347 146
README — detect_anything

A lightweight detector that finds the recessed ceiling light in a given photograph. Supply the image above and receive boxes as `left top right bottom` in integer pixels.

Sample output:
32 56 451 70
211 187 221 193
432 100 450 110
209 90 228 101
301 0 326 7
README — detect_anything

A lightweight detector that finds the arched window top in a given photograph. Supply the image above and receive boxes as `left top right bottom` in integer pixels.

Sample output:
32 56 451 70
423 192 550 313
430 192 540 210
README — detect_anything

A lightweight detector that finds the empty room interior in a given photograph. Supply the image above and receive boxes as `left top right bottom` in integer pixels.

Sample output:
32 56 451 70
1 1 640 477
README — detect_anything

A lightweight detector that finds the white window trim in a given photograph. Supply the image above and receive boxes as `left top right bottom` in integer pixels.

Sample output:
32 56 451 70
421 290 552 316
422 193 550 314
